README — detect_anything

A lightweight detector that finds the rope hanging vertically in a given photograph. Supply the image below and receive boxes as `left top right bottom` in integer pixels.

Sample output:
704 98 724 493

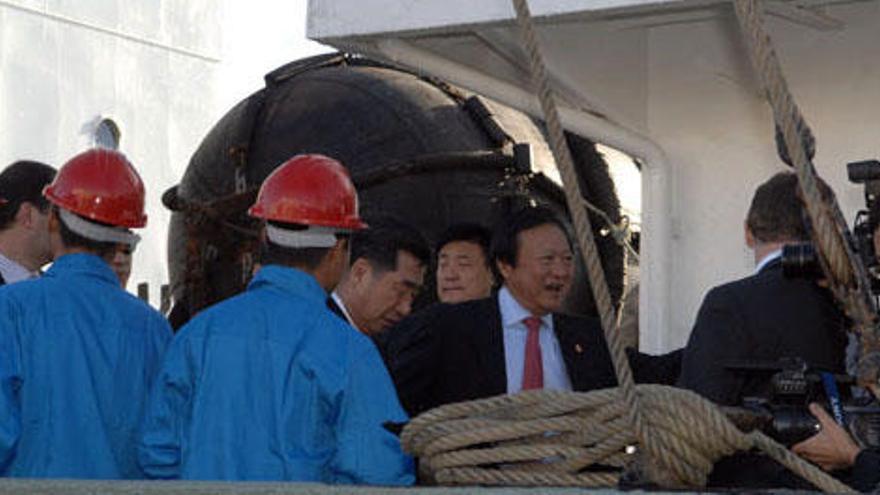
731 0 880 390
400 1 867 492
507 0 678 480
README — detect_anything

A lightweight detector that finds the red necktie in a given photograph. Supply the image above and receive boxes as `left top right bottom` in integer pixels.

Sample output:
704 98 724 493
521 316 543 390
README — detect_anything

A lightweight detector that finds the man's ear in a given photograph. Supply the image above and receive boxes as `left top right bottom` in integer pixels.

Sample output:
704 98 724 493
325 238 348 271
349 257 371 287
47 207 61 234
496 259 512 282
16 202 34 228
744 221 756 249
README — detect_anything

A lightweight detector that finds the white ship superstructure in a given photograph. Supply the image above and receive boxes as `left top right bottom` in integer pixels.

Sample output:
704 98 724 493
309 0 880 352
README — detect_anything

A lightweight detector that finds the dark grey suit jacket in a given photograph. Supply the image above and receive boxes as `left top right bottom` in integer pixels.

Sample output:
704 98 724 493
677 258 847 406
677 259 849 489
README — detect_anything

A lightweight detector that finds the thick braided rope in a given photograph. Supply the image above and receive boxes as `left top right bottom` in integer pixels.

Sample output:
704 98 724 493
410 0 859 491
508 0 659 477
732 0 880 385
402 386 853 492
748 430 853 493
732 1 846 282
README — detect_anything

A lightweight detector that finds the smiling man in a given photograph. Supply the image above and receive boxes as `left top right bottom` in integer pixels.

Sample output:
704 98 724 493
385 206 620 417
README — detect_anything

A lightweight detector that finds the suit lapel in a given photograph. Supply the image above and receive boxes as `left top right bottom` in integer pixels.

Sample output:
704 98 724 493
554 314 616 391
554 315 582 389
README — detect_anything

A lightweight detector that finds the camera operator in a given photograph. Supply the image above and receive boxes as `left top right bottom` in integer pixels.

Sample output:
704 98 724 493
792 197 880 492
677 171 848 488
792 403 880 491
678 172 847 405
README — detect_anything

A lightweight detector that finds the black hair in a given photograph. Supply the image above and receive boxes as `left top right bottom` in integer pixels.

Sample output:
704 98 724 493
491 205 573 267
0 161 56 230
746 172 832 243
258 220 347 270
351 216 430 273
54 207 119 258
436 223 492 267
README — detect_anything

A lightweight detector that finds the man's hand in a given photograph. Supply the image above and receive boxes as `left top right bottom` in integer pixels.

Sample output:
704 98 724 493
792 403 861 471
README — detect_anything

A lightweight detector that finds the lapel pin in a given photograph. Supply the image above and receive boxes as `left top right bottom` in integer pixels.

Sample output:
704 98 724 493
574 343 584 354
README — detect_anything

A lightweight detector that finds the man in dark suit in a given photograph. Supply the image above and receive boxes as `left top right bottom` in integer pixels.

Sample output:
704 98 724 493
385 206 621 417
788 197 880 492
677 172 847 405
328 217 430 351
677 171 847 489
435 223 496 304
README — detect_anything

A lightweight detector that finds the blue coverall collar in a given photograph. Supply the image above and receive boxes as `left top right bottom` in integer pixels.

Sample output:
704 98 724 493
248 265 327 304
45 253 119 285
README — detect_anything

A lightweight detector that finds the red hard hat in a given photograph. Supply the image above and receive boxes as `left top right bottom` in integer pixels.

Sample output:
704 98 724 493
44 149 147 228
249 154 366 230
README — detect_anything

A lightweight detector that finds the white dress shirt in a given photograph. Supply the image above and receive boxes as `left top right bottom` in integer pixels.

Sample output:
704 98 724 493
754 248 782 274
0 252 37 284
499 286 573 394
330 291 359 329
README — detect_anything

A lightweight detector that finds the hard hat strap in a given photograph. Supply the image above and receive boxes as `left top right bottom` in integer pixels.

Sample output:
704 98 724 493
265 224 342 249
58 208 141 247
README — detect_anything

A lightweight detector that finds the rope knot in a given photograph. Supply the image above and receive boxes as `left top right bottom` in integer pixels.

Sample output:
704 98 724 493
401 386 851 490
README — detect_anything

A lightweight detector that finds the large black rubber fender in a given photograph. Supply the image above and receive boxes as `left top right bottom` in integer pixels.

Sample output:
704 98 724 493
165 53 625 326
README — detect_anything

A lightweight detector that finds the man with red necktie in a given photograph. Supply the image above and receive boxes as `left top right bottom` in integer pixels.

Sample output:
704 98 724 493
385 205 625 417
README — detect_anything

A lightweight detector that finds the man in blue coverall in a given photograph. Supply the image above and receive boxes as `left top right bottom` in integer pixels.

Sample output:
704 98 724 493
138 154 414 484
0 148 172 478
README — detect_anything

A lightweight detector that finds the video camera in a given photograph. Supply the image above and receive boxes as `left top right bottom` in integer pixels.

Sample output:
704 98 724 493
726 357 880 448
782 159 880 293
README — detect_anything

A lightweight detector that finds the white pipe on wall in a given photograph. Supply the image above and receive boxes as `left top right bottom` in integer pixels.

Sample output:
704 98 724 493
342 38 676 352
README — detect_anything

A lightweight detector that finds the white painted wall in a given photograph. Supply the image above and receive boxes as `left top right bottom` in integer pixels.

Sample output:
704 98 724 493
0 0 329 307
645 2 879 349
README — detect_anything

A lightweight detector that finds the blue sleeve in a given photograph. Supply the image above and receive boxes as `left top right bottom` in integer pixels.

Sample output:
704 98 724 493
0 296 21 473
137 335 194 479
332 342 415 485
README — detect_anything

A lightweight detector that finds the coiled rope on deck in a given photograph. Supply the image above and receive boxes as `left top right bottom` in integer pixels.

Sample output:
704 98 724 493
403 385 852 492
401 1 865 492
